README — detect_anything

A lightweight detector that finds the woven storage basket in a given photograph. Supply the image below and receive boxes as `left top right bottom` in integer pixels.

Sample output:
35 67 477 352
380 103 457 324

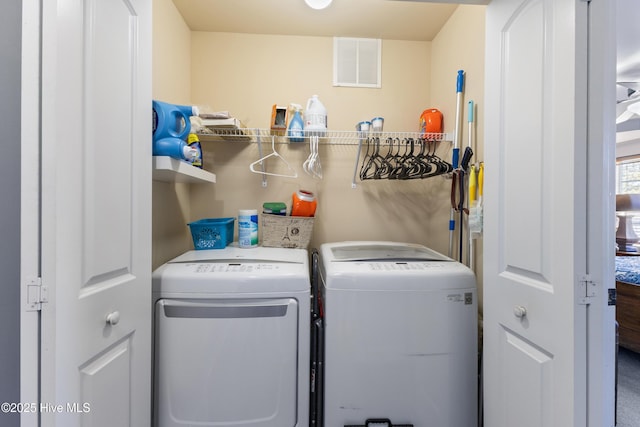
261 214 314 249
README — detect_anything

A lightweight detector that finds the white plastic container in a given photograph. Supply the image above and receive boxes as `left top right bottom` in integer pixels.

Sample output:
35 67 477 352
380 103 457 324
305 95 327 136
238 209 258 248
371 116 384 132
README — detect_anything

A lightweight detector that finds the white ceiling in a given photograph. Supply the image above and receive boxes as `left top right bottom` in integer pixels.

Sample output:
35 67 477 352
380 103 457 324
172 0 638 80
171 0 464 42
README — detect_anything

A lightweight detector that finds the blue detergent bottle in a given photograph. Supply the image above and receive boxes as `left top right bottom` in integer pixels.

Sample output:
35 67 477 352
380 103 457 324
287 104 304 143
153 137 199 161
152 100 199 142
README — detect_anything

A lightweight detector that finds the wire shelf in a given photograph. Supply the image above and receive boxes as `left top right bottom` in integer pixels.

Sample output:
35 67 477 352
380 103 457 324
197 127 451 145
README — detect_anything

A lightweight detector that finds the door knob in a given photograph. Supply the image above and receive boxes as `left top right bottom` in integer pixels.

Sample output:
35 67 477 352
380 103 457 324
513 305 527 319
105 311 121 326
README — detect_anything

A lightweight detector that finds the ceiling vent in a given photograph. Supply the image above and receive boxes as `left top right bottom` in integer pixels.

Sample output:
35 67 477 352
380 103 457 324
333 37 381 88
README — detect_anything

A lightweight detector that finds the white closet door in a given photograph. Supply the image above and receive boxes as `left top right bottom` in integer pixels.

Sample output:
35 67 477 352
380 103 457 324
39 0 152 425
483 0 597 426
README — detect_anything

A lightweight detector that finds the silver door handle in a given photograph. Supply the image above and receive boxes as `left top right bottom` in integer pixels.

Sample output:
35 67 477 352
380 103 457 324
105 311 120 326
513 305 527 319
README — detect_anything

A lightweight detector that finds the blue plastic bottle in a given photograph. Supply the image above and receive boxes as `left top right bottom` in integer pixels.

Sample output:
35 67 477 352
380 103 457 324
152 100 199 142
287 106 304 143
187 133 203 168
153 137 198 161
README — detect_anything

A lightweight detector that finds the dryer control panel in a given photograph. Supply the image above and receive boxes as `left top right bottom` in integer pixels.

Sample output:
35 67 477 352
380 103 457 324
187 262 288 273
365 262 448 271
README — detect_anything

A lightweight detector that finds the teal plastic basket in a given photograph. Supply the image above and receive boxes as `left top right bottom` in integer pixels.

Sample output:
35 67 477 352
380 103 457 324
188 217 235 250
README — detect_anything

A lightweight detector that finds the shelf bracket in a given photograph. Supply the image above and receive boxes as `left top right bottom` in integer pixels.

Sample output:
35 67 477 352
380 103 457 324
256 130 267 187
351 137 365 189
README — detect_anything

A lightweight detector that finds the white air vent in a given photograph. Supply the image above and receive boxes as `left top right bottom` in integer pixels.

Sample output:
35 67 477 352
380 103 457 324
333 37 381 88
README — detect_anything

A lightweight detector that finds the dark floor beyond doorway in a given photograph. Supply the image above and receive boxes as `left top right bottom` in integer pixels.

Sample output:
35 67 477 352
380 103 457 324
617 347 640 426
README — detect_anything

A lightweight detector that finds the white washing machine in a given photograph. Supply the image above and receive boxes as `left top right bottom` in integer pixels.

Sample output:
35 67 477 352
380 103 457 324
152 246 310 427
319 241 477 427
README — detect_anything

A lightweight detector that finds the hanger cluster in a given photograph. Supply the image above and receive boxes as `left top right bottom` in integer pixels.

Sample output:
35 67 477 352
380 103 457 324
248 134 324 183
303 136 323 179
359 137 453 181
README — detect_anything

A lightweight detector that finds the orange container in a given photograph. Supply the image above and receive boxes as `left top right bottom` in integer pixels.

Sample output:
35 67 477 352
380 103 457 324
419 108 443 136
291 190 317 217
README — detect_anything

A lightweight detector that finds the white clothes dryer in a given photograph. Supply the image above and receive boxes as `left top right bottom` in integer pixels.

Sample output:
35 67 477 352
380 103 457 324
152 246 310 427
319 241 477 427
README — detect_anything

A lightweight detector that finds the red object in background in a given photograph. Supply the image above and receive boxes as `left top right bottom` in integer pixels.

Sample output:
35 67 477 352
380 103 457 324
420 108 443 136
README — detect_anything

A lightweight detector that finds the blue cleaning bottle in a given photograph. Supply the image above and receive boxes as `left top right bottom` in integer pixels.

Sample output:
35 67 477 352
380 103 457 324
187 133 203 168
152 100 199 142
153 137 199 161
287 104 304 143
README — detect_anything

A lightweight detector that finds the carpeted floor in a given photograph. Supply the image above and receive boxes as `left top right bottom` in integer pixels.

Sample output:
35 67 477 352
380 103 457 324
617 347 640 426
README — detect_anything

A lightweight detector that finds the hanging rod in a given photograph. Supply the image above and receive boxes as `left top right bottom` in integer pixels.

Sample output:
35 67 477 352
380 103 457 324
197 128 452 145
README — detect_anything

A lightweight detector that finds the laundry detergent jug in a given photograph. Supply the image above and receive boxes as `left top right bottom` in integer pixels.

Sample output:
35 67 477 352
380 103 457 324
153 137 199 161
152 100 199 142
305 95 327 136
419 108 443 137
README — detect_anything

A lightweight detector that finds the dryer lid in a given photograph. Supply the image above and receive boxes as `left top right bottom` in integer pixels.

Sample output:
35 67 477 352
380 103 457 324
327 241 451 262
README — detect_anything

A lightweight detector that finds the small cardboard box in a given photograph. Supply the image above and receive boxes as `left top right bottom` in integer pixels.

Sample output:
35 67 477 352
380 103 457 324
270 104 288 136
261 214 314 249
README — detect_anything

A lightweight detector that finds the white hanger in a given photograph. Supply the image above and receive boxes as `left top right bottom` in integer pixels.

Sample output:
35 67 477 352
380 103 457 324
303 135 322 179
249 136 298 178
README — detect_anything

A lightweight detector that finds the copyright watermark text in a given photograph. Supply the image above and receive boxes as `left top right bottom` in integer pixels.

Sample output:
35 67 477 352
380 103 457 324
1 402 91 414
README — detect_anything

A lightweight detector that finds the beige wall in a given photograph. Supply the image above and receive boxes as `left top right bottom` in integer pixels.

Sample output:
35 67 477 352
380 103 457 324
152 2 487 298
152 0 194 268
152 0 191 103
430 4 486 310
187 31 441 254
190 33 430 132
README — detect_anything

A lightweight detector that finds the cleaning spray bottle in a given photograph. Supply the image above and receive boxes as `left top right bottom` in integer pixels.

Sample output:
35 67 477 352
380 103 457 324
187 133 203 168
287 103 304 143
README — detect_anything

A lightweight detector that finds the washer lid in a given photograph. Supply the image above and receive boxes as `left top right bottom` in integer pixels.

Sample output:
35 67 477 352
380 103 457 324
325 241 451 262
320 242 475 291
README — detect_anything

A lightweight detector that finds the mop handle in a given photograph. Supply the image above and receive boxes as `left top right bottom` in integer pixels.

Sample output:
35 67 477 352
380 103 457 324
449 70 465 258
460 100 474 171
468 101 475 199
468 100 474 127
452 70 465 169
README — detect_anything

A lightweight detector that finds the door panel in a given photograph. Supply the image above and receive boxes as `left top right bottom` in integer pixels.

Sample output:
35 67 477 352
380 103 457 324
79 337 133 427
83 0 135 285
40 0 151 424
501 0 546 277
483 0 589 426
499 327 552 427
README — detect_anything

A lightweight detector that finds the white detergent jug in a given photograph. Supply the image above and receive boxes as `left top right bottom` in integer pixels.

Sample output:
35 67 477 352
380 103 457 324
305 95 327 136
